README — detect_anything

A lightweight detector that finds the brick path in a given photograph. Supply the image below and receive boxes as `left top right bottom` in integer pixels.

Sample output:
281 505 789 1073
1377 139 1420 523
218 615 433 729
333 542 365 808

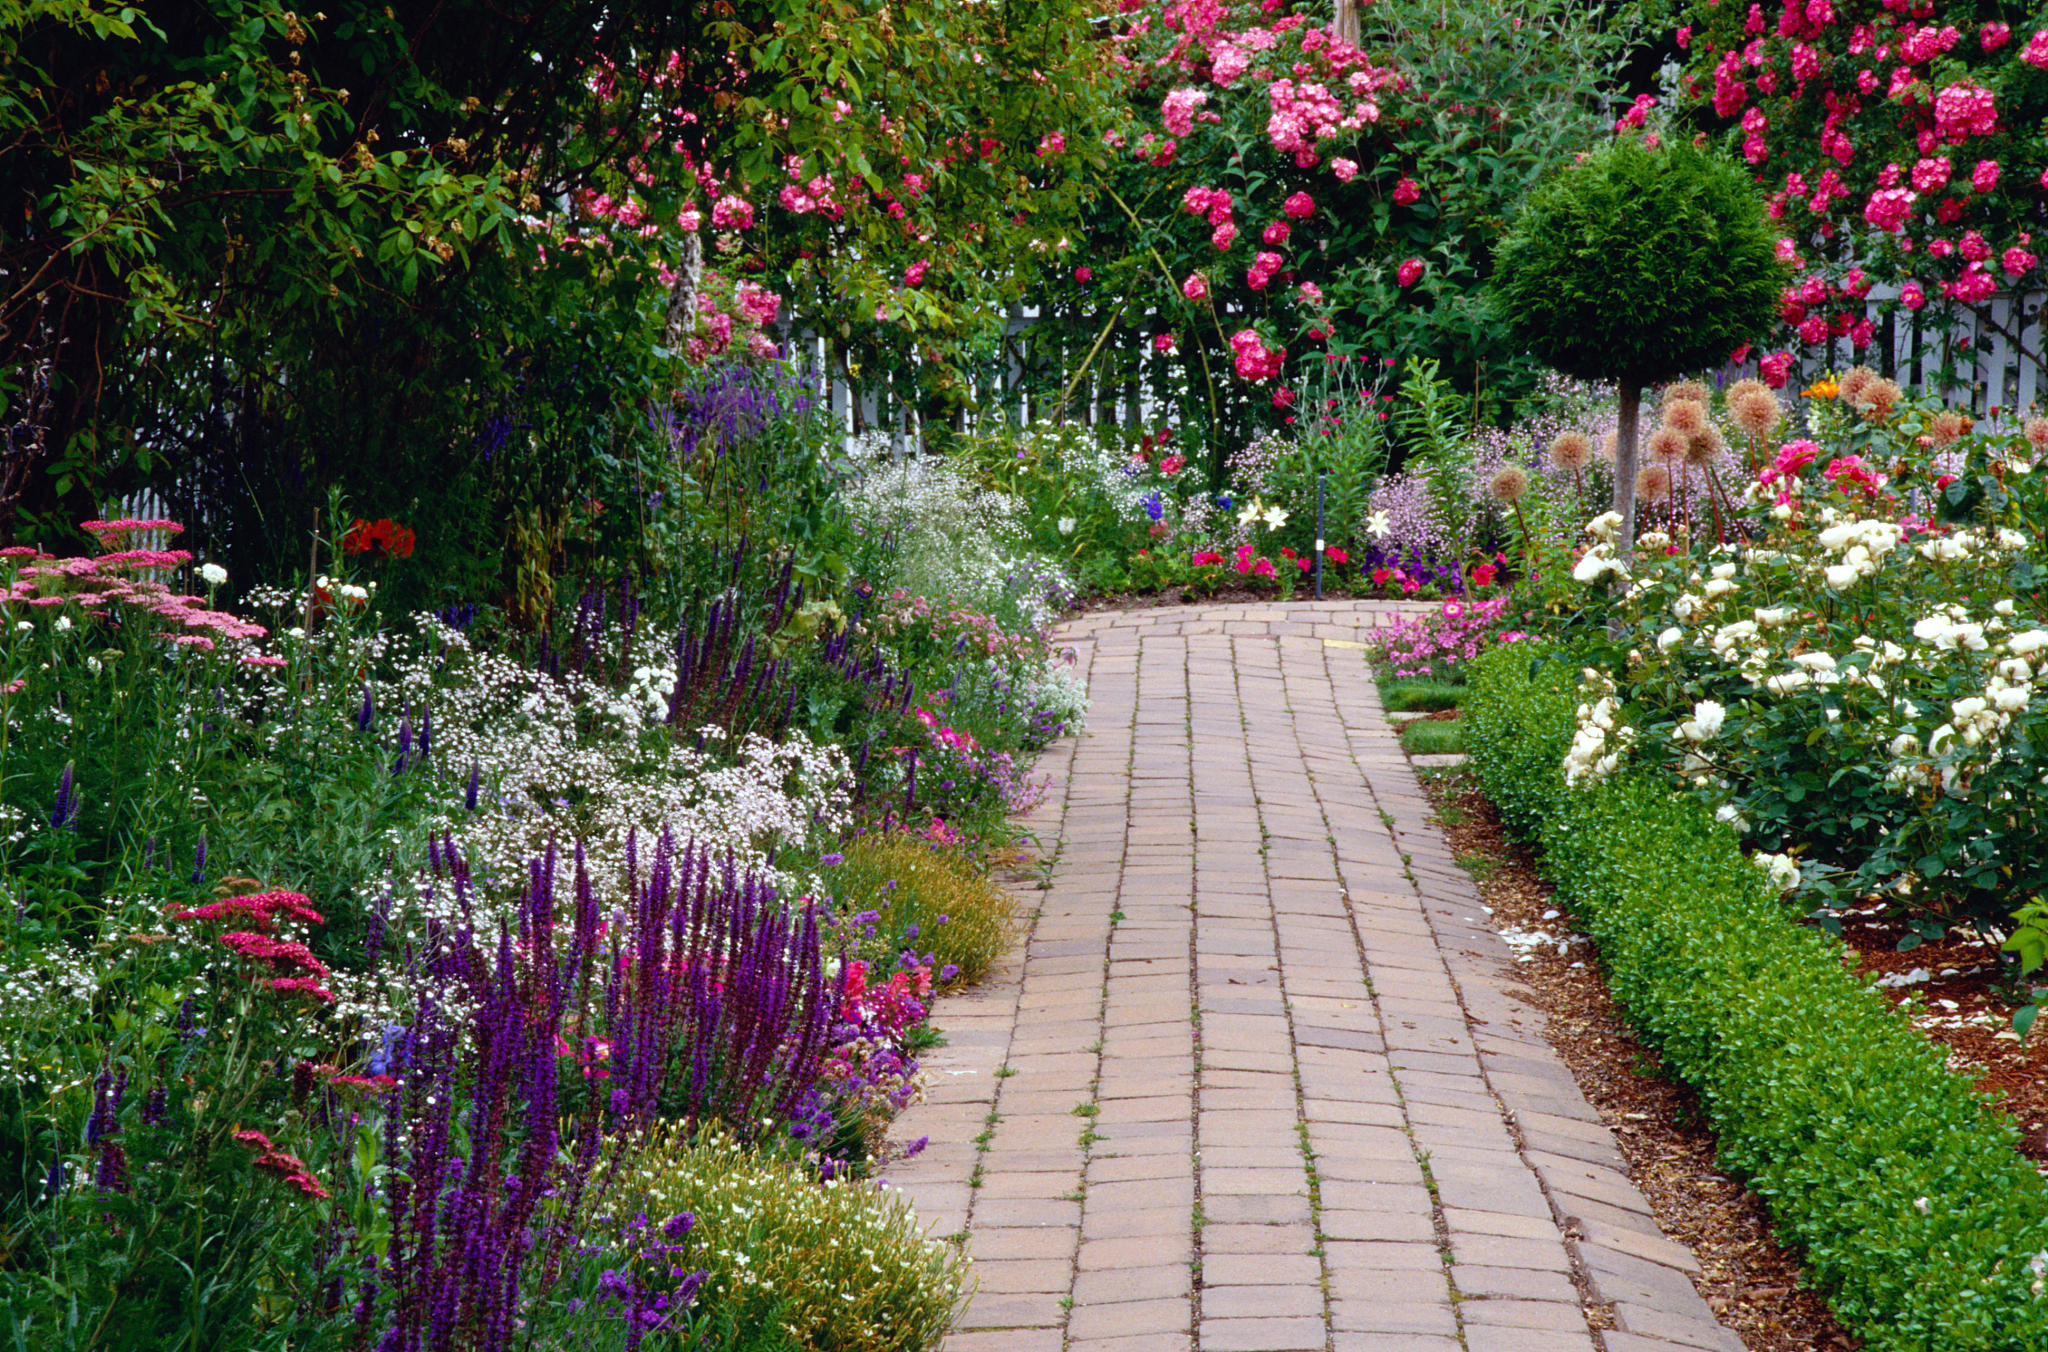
887 602 1742 1352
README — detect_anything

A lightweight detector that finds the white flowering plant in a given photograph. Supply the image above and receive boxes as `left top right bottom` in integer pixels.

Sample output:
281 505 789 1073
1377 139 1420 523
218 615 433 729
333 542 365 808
1539 376 2048 935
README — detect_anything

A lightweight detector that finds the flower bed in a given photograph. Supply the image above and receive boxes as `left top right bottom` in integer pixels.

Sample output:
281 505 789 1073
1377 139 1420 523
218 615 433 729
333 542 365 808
1464 641 2048 1351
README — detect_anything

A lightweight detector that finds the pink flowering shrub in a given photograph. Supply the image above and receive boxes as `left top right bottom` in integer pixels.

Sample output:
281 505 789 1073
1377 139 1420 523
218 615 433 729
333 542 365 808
1369 596 1525 681
1066 0 1641 472
1677 0 2047 391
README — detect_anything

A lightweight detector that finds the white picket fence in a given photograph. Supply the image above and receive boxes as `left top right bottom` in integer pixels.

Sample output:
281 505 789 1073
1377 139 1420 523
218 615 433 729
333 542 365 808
1748 286 2045 419
789 287 2048 454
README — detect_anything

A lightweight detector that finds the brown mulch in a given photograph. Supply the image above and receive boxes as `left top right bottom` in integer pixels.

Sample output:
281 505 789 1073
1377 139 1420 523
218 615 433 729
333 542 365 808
1420 770 1859 1352
1828 904 2048 1162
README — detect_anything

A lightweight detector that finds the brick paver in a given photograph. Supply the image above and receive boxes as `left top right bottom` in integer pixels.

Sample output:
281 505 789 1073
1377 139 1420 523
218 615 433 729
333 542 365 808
888 603 1742 1352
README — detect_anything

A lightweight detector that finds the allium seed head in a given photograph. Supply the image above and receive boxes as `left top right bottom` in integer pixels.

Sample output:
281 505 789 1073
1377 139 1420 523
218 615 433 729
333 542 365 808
1488 466 1531 504
1838 365 1879 405
1852 379 1901 420
1684 425 1726 467
1661 379 1712 408
1549 431 1595 473
1929 410 1967 446
1600 429 1619 462
2024 417 2048 451
1661 398 1708 436
1636 464 1673 501
1730 389 1782 439
1725 377 1769 404
1646 427 1689 463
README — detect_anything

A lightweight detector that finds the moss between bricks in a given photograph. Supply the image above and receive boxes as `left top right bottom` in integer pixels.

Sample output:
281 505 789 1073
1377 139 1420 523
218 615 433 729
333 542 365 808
1464 642 2048 1352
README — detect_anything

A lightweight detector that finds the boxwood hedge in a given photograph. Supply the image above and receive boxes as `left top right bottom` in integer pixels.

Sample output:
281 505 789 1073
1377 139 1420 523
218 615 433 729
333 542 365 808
1465 642 2048 1351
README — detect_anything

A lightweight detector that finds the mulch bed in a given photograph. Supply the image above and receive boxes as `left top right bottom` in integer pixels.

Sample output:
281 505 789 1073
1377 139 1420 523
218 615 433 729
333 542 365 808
1420 769 1859 1351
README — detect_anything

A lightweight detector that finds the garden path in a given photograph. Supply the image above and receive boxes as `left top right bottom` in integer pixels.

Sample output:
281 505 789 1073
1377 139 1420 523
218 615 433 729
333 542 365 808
887 602 1743 1352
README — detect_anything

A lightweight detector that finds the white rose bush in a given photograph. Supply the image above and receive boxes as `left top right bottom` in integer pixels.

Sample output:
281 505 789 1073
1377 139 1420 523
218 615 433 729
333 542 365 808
1461 373 2048 1351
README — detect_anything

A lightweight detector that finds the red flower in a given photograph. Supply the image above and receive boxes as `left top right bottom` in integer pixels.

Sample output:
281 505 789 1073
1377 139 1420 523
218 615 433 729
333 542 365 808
1325 547 1349 565
341 518 415 561
1470 562 1498 587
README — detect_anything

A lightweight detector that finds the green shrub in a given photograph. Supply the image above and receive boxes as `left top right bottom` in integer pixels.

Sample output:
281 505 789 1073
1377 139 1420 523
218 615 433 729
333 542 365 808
825 835 1019 988
612 1126 970 1352
1466 643 2048 1351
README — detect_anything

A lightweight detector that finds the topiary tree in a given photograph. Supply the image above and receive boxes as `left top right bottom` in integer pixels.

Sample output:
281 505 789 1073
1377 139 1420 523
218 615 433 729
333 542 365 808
1490 132 1787 548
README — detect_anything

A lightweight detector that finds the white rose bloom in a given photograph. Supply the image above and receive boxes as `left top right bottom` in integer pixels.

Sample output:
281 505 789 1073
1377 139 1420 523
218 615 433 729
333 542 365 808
1673 593 1704 622
1790 652 1836 671
1703 578 1738 600
1822 564 1860 590
1656 627 1683 652
1678 700 1726 743
2007 630 2048 657
1752 851 1801 894
1754 606 1795 627
1585 510 1623 543
1992 684 2031 713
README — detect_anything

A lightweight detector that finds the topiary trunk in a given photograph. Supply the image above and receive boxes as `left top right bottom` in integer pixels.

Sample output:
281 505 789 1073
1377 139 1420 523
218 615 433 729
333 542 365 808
1612 380 1641 553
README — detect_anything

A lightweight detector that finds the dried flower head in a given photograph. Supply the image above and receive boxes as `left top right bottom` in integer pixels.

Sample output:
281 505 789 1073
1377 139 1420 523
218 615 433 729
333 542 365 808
1661 380 1712 407
1684 424 1726 467
1600 429 1619 462
1837 365 1879 406
2025 417 2048 451
1549 431 1595 473
1636 463 1673 501
1488 465 1531 504
1661 398 1708 436
1725 377 1769 404
1730 389 1783 439
1929 410 1968 446
1851 379 1901 420
1645 427 1689 463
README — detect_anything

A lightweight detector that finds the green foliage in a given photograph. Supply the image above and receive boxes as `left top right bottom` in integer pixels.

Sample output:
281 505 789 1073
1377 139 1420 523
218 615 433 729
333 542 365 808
1378 679 1464 713
823 834 1019 989
614 1125 971 1352
1397 718 1464 756
1465 642 2048 1351
1490 134 1787 386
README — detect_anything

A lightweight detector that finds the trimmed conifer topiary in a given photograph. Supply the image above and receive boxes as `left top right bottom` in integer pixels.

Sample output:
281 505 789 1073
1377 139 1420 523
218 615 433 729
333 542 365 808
1490 133 1786 547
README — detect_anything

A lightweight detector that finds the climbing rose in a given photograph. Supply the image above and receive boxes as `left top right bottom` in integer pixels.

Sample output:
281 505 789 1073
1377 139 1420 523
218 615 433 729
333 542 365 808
1396 257 1424 287
2004 248 2039 278
1330 158 1359 181
904 259 928 287
710 195 754 230
1759 351 1793 388
1282 191 1315 219
1182 272 1211 302
1972 160 2000 192
1392 177 1420 205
